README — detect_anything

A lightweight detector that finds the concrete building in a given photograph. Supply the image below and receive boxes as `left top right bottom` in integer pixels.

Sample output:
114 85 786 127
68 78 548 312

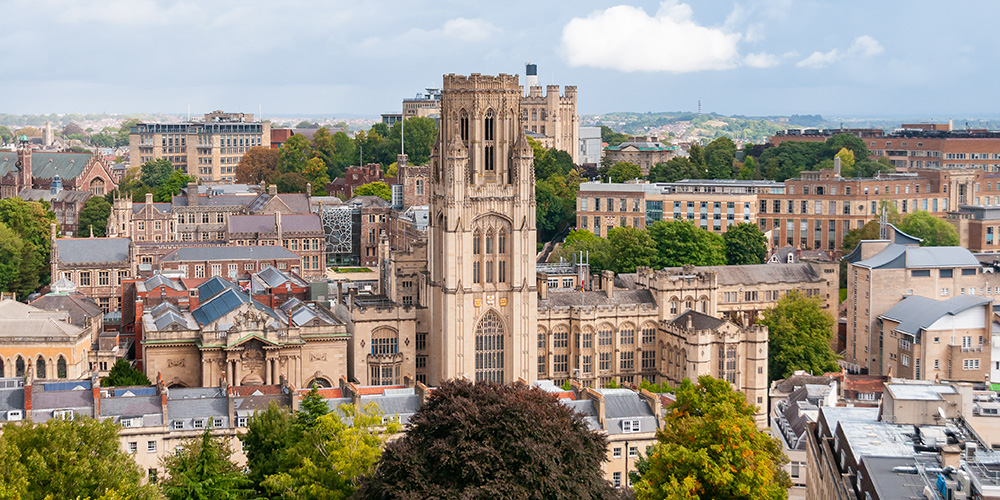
948 204 1000 253
576 179 783 236
579 126 602 166
129 111 271 183
603 137 678 176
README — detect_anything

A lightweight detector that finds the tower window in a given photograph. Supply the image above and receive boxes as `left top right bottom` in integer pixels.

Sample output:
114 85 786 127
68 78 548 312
485 146 495 171
485 231 494 254
473 231 481 254
460 113 469 142
484 112 495 141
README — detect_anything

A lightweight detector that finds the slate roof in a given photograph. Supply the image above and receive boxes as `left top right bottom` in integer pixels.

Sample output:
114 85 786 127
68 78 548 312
854 243 979 269
172 194 257 208
144 274 183 291
360 393 422 424
191 287 281 326
539 289 656 308
132 202 173 214
347 195 391 208
246 193 311 213
601 389 655 419
18 189 92 204
197 276 238 301
28 293 102 327
55 238 130 264
880 295 992 337
670 310 726 330
0 300 86 341
0 387 25 418
0 152 96 180
100 395 161 418
228 214 321 234
697 263 823 286
160 245 299 262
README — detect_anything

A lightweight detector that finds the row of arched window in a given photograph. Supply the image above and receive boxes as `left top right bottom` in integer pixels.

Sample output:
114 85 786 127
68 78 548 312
0 355 69 379
472 229 508 285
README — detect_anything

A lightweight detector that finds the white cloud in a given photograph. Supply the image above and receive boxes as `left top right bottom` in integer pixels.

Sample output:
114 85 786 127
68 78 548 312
797 35 884 68
796 49 840 68
849 35 884 57
560 2 741 73
442 18 500 43
744 52 780 68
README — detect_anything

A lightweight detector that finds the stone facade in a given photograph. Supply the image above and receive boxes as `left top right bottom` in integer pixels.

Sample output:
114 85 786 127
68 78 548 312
603 137 677 176
521 84 579 163
0 139 118 199
50 226 136 313
427 73 539 386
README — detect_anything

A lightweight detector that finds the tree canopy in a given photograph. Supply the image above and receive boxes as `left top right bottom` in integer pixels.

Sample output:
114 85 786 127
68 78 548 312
553 229 612 272
160 429 253 500
354 181 392 201
356 380 619 500
78 196 111 237
632 376 789 500
759 290 839 381
0 417 161 500
607 226 658 273
235 146 280 184
0 198 58 298
723 222 767 265
648 220 726 268
608 161 641 183
101 359 151 387
897 211 960 247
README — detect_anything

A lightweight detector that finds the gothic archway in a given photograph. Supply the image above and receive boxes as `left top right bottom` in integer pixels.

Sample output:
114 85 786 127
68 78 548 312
474 311 505 383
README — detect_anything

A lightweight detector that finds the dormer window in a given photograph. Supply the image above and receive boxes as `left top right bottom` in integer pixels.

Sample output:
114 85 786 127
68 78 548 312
621 419 640 433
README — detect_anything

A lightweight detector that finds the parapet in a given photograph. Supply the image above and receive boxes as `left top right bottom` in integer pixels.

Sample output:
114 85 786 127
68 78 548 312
443 73 520 91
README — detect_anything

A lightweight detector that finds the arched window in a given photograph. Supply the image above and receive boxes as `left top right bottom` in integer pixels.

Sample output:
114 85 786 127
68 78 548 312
498 231 506 253
15 356 24 377
485 231 493 254
370 328 399 356
532 109 537 121
473 231 481 255
90 178 106 196
472 261 481 284
369 328 401 385
57 356 67 379
36 357 46 379
620 326 635 346
484 109 495 141
460 111 469 142
475 311 505 383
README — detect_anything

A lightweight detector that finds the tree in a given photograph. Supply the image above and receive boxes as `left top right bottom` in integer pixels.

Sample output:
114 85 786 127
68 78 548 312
356 380 619 500
841 220 881 254
724 223 767 265
759 290 839 381
600 125 631 147
898 211 960 247
242 402 297 489
354 181 391 201
155 169 195 203
278 134 312 174
0 417 160 500
608 161 641 183
607 226 658 273
264 403 397 499
302 157 330 194
0 223 26 296
703 136 737 179
78 196 111 237
139 158 174 188
295 121 320 129
275 173 308 194
161 429 253 500
235 146 280 184
386 116 437 166
296 385 330 429
648 157 702 182
648 221 725 268
834 147 855 174
0 198 58 297
101 359 151 387
536 178 575 241
63 122 85 137
0 125 12 145
825 133 869 162
311 127 339 178
115 118 140 147
632 376 789 500
553 229 613 272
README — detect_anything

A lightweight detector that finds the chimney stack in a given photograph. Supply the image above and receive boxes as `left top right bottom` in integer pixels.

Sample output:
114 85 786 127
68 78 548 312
601 270 614 298
187 182 199 206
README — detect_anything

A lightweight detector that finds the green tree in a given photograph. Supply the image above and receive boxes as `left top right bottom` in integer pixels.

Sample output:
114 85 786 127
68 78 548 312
608 161 641 183
78 196 112 237
296 385 331 429
688 143 706 176
703 136 737 179
160 429 253 500
648 220 725 268
724 222 767 265
278 134 312 174
841 220 881 255
898 211 960 247
139 158 174 188
759 290 839 381
155 169 195 203
0 417 161 500
536 178 575 241
0 223 26 296
825 133 869 161
386 116 437 166
264 403 397 500
302 157 330 195
632 376 789 500
242 401 297 491
834 147 855 174
553 229 613 272
275 173 308 194
115 118 140 147
0 125 13 145
311 127 339 178
356 380 618 500
235 146 280 184
330 131 357 175
354 181 391 201
607 226 658 273
101 359 151 387
600 125 630 147
0 198 58 296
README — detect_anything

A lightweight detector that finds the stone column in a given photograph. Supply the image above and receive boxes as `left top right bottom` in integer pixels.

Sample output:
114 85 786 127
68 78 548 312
234 359 242 386
293 356 300 387
226 359 233 385
265 356 273 385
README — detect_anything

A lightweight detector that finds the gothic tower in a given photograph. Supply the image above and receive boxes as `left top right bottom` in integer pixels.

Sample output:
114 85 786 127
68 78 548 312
427 73 537 385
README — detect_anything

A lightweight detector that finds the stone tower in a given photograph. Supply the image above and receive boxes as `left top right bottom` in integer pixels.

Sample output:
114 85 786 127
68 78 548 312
427 73 538 385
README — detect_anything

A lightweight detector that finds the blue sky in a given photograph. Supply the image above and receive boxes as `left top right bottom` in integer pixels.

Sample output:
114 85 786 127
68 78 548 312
3 0 998 119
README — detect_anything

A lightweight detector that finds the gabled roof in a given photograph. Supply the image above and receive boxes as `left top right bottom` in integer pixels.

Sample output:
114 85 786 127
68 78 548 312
0 152 97 180
191 288 281 327
143 274 182 291
29 293 102 327
55 238 130 264
228 214 321 234
197 277 238 302
153 310 188 330
855 243 980 269
256 266 290 288
132 202 173 214
880 295 991 337
670 310 726 331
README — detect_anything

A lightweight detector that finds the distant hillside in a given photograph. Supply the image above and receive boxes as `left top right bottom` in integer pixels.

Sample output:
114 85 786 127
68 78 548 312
582 112 834 144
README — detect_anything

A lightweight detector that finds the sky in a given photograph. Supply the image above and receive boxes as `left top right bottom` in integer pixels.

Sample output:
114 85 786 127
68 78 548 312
3 0 1000 119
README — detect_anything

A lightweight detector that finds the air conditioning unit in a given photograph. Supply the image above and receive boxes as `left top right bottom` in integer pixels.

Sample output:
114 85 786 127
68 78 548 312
7 410 22 421
966 442 978 461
